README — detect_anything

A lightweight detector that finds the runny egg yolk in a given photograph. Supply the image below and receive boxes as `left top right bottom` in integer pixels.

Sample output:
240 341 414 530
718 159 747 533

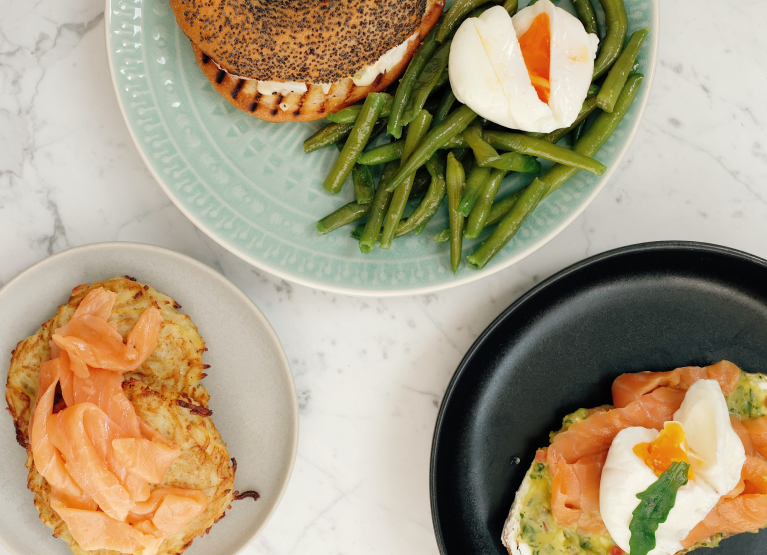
633 422 695 479
517 12 551 104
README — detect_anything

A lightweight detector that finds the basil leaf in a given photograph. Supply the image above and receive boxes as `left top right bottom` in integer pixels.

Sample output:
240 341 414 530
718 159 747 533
629 461 690 555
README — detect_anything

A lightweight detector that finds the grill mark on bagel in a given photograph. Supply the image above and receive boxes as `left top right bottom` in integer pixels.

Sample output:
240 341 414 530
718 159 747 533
249 92 261 113
292 91 307 117
201 52 210 64
231 78 245 99
215 69 226 84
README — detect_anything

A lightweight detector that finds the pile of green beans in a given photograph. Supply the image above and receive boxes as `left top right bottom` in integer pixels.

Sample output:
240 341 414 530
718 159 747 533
303 0 648 275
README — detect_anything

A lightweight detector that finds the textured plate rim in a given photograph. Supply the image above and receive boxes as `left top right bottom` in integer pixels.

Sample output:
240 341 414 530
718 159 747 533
428 240 767 554
105 0 659 298
0 241 299 555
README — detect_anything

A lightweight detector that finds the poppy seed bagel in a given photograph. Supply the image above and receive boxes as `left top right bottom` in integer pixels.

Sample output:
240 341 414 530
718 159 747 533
171 0 444 122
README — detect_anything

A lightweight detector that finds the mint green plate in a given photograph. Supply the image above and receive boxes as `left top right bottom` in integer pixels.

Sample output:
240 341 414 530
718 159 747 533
106 0 658 296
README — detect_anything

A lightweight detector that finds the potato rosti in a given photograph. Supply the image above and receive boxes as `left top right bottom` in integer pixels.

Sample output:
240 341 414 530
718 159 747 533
6 277 241 555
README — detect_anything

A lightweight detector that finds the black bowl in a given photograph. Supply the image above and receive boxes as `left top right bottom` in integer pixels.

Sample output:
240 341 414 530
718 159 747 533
430 241 767 555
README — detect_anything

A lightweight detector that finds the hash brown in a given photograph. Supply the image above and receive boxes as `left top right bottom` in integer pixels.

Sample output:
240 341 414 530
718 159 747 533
6 277 236 555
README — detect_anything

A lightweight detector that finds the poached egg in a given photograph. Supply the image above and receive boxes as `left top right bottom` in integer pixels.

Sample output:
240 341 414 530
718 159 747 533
600 380 746 555
448 1 599 133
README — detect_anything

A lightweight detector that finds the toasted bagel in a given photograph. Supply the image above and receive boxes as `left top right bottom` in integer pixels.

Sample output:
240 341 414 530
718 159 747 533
178 0 443 122
173 0 435 82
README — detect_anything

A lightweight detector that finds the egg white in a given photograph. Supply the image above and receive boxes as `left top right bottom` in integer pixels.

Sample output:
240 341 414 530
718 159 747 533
600 379 747 555
512 0 600 132
673 379 746 495
448 1 598 133
601 427 721 555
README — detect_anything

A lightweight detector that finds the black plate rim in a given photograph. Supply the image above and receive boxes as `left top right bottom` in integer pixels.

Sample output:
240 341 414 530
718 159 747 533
429 240 767 555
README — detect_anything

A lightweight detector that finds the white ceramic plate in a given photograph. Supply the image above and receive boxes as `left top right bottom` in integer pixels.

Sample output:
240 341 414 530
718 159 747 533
106 0 658 296
0 242 298 555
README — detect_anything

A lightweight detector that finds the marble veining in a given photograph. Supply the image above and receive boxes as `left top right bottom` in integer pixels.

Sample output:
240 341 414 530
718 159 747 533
2 0 767 553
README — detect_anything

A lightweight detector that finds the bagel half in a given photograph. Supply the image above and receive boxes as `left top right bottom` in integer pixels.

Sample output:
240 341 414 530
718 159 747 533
171 0 444 122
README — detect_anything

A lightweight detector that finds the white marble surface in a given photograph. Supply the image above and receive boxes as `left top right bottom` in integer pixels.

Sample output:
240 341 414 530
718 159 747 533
1 0 767 553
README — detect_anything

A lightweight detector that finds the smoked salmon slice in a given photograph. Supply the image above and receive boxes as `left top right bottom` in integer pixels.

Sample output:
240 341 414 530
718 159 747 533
611 361 741 408
729 415 755 457
548 387 685 466
71 367 141 438
50 402 132 521
550 453 607 535
52 305 163 374
51 499 164 555
70 287 118 321
129 488 208 535
682 455 767 548
740 416 767 459
112 438 181 484
30 364 97 511
31 294 209 552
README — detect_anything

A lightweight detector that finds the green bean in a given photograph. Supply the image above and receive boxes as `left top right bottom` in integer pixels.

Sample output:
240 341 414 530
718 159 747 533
437 0 495 43
523 131 546 140
368 118 389 145
395 153 447 237
432 67 450 92
357 141 404 165
402 41 452 126
359 160 399 253
381 110 433 249
463 122 501 167
350 224 366 241
465 168 508 238
466 177 550 269
434 228 450 244
572 0 599 36
423 94 441 116
503 0 518 15
458 165 492 216
388 26 440 139
323 93 387 194
412 167 432 198
571 119 587 144
488 152 542 173
482 132 606 175
316 202 372 235
303 123 353 153
352 165 375 204
446 153 467 273
334 117 385 154
543 73 643 197
436 188 522 243
461 152 476 175
592 0 628 80
441 135 470 149
434 89 457 127
454 148 471 163
385 105 478 192
597 28 650 112
587 83 601 98
487 189 524 226
540 96 599 144
327 94 393 124
467 3 496 18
